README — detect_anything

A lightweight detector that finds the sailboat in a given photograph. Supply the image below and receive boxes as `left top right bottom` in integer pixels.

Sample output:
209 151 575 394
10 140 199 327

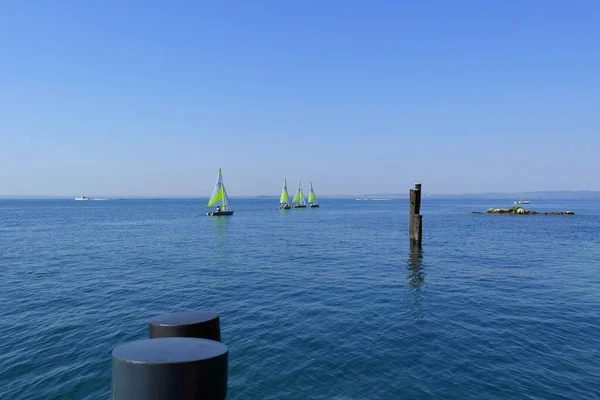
292 181 307 208
206 168 233 216
308 182 319 208
280 179 292 209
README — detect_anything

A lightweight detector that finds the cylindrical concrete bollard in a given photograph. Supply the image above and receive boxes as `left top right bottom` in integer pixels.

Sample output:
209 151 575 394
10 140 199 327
112 337 228 400
149 311 221 341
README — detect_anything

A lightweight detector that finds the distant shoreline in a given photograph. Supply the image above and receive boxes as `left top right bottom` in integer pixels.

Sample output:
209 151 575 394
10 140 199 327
1 191 600 200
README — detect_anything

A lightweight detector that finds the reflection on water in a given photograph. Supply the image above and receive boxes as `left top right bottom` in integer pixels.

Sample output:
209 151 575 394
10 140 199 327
210 215 229 240
407 247 424 291
407 247 425 319
208 216 230 263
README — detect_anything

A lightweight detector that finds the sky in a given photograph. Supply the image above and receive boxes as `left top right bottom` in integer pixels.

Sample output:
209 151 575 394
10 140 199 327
1 1 599 196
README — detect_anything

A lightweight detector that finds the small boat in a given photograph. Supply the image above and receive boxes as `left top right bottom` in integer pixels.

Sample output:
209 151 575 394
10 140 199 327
292 181 307 208
75 196 90 200
206 169 233 216
308 182 319 208
280 179 292 209
514 199 530 205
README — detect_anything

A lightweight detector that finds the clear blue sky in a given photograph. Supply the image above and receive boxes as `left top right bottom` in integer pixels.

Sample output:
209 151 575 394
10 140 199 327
1 1 599 196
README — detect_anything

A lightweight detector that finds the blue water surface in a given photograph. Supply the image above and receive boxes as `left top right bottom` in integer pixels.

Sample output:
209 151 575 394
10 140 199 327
0 198 599 399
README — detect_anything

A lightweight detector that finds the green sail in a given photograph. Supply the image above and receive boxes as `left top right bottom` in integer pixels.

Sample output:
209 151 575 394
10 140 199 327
207 186 224 207
292 191 302 202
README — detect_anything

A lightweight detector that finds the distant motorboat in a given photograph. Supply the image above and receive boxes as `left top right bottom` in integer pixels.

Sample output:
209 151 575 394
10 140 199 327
75 196 90 201
514 199 530 204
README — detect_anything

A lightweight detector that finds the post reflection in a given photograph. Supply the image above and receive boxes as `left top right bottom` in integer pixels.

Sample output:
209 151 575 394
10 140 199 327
407 246 425 319
407 246 424 291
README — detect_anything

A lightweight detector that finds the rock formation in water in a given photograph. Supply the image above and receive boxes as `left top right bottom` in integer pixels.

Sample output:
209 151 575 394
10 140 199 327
472 206 575 215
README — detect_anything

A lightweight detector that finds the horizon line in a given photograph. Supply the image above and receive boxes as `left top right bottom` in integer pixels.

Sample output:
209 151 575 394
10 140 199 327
1 190 599 199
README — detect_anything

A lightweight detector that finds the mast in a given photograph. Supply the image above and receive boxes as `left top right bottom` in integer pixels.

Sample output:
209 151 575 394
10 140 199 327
221 170 231 210
221 169 225 210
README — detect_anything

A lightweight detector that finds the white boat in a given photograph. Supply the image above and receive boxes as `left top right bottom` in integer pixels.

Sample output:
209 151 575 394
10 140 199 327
292 181 307 208
308 182 319 208
206 169 233 216
514 199 530 204
75 196 90 200
280 179 291 209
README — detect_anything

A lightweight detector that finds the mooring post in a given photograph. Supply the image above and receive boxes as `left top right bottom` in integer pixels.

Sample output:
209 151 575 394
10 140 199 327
111 337 228 400
409 183 422 247
149 311 221 341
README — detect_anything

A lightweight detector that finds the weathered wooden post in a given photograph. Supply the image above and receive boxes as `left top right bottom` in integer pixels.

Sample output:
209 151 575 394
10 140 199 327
409 183 422 247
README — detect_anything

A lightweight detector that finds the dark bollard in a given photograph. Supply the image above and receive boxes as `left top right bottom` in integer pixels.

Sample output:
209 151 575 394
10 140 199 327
149 311 221 341
112 337 228 400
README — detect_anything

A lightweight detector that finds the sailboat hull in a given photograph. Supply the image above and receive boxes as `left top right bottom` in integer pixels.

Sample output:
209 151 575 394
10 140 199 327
293 205 307 208
207 211 234 216
308 204 319 208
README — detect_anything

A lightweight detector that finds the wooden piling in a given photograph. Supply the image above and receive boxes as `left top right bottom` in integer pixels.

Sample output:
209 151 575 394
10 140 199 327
409 183 422 247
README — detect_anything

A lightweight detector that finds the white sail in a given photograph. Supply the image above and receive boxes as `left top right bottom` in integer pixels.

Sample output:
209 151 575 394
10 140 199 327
222 184 232 210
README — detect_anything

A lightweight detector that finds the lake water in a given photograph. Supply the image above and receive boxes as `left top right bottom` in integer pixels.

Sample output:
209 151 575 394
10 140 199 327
1 198 599 399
